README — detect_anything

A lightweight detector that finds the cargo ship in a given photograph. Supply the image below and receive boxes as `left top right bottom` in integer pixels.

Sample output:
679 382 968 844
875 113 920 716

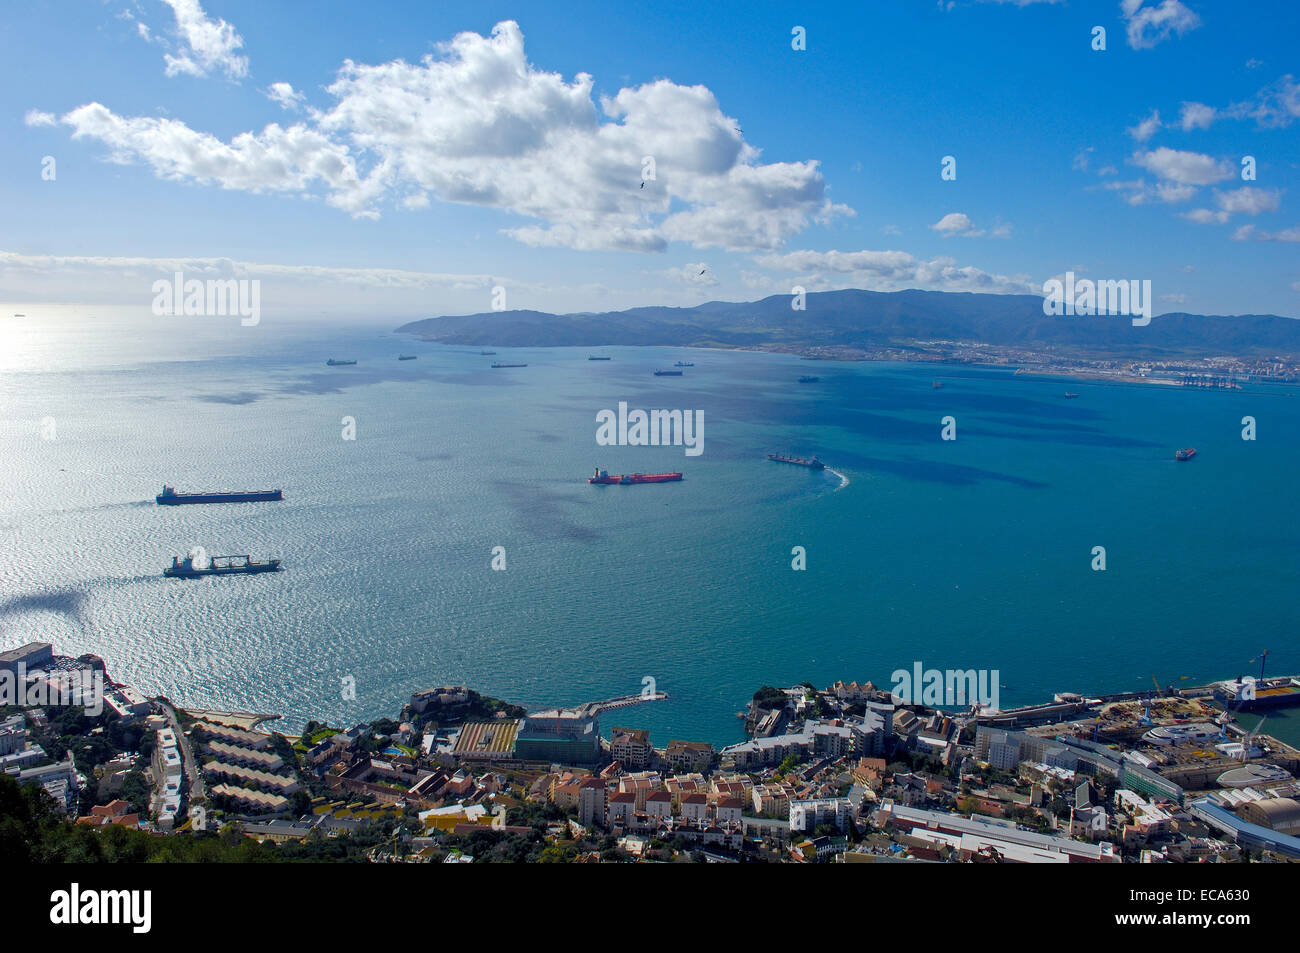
654 369 683 376
163 554 282 578
1175 447 1197 461
798 376 820 383
491 362 527 368
326 358 357 366
588 467 683 485
156 486 282 505
398 354 417 360
1215 676 1300 711
768 453 825 470
588 356 612 361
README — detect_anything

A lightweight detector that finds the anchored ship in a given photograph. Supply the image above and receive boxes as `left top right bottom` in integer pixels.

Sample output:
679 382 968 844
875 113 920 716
398 354 417 360
588 467 683 485
588 355 612 361
768 453 825 470
798 376 820 383
163 554 282 578
480 350 497 355
492 362 527 368
674 361 694 367
326 358 357 366
1175 447 1197 461
156 486 282 505
654 369 683 376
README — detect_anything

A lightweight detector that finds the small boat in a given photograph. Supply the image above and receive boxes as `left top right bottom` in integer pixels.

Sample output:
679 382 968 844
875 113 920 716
798 376 820 383
480 350 497 355
1064 392 1080 399
398 354 417 361
654 370 683 376
1175 448 1197 461
588 356 612 361
932 380 943 389
674 361 694 367
326 358 357 366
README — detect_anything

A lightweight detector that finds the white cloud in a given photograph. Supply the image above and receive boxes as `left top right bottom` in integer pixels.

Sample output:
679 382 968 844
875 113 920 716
56 102 383 217
1179 101 1216 130
161 0 249 80
43 21 849 252
1131 147 1233 186
1120 0 1202 50
24 110 56 127
1128 110 1162 142
1228 74 1300 128
265 82 305 110
929 212 1009 237
1233 224 1300 243
752 248 1034 295
0 249 495 290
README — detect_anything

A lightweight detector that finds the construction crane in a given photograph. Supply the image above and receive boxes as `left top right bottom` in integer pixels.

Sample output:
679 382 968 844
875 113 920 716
1248 650 1270 681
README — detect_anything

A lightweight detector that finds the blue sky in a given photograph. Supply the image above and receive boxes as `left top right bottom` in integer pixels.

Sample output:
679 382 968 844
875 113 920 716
2 0 1298 319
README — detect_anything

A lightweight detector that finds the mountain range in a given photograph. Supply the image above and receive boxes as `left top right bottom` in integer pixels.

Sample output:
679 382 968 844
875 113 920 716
396 289 1300 358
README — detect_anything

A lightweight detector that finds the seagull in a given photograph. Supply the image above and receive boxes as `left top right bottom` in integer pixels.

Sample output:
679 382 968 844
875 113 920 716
639 181 645 189
698 268 707 276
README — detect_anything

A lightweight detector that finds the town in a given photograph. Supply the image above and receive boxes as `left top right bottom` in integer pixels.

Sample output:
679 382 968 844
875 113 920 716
3 639 1299 864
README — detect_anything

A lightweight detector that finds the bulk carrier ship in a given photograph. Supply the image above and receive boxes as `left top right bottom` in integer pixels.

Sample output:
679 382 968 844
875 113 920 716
156 486 282 505
767 453 825 470
163 554 282 578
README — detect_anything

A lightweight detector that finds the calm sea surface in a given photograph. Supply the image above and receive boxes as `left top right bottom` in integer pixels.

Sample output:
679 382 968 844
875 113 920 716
2 307 1298 747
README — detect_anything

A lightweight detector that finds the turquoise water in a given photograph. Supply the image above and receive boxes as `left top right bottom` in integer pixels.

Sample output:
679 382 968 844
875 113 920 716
1 308 1298 748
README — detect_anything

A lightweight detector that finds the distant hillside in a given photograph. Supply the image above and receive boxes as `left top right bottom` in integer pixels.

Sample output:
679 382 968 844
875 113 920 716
396 289 1300 357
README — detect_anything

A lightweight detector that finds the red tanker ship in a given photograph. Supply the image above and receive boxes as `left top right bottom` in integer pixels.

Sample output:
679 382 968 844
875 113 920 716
588 467 683 485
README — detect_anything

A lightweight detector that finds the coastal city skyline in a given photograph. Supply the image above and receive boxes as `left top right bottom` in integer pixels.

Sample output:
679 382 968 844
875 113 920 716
3 0 1299 319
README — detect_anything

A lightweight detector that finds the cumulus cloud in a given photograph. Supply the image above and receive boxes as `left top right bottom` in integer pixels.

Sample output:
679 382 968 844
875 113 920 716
1120 0 1202 50
928 212 1009 237
1178 101 1216 130
161 0 249 80
1131 147 1233 186
265 82 305 110
42 21 849 252
24 110 56 127
56 102 383 217
931 212 977 235
1128 110 1162 142
752 248 1035 295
